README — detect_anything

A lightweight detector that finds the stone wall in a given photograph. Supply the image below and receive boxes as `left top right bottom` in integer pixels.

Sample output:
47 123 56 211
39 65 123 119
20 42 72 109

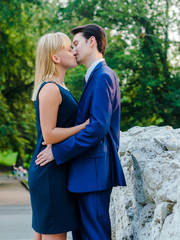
110 126 180 240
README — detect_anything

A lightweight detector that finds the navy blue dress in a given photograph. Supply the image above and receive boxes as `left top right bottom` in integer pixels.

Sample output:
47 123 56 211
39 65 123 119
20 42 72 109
28 82 79 234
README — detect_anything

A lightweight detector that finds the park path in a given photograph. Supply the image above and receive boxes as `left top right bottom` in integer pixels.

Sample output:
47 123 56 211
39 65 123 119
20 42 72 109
0 172 72 240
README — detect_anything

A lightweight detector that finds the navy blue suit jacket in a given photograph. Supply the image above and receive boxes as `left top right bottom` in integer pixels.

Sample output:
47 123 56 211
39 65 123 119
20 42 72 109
52 61 126 192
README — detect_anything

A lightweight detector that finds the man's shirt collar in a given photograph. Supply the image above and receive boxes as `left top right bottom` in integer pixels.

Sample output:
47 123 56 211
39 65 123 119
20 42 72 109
85 58 105 83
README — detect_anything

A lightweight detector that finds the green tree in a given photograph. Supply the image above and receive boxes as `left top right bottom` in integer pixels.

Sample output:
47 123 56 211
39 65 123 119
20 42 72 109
55 0 180 129
0 0 60 166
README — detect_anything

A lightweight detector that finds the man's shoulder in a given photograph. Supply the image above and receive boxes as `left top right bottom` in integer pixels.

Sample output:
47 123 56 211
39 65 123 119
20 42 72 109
97 63 117 80
96 61 114 73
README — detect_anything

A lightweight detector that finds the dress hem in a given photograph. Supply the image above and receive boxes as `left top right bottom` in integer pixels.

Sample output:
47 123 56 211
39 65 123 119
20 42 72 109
32 224 79 235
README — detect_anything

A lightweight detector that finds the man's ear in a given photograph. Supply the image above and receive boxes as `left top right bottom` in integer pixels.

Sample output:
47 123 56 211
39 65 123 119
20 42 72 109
89 36 96 47
51 54 60 63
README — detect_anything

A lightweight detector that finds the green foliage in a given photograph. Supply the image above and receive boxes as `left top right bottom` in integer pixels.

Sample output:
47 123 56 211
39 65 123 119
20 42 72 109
0 0 59 165
58 0 180 130
0 151 17 166
0 0 179 167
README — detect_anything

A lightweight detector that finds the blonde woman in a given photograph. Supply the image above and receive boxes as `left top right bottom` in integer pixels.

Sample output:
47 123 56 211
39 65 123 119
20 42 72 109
28 32 89 240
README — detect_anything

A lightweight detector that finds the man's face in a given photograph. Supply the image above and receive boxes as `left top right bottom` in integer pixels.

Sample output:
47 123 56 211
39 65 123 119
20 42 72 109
72 32 91 65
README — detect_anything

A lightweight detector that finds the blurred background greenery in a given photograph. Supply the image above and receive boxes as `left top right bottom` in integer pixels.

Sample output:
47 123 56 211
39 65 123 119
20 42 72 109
0 0 179 168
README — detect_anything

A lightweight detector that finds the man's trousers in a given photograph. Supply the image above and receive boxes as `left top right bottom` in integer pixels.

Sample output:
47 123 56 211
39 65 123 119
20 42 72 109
72 188 112 240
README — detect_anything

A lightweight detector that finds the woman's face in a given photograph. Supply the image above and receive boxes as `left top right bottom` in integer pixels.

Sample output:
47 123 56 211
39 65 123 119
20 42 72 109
55 44 77 69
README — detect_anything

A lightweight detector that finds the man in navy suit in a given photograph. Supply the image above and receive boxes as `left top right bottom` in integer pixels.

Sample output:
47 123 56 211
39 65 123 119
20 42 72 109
36 24 126 240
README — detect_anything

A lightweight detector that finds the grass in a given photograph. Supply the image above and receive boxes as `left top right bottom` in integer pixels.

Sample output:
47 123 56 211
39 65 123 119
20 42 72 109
0 151 17 166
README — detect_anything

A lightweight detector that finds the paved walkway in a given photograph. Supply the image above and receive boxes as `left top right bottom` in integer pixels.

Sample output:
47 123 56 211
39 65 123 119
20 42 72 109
0 173 72 240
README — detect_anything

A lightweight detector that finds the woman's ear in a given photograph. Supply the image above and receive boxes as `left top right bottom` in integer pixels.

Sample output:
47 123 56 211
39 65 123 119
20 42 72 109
51 54 60 63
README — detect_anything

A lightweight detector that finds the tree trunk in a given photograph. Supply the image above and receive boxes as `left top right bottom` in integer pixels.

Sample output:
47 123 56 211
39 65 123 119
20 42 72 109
15 152 24 167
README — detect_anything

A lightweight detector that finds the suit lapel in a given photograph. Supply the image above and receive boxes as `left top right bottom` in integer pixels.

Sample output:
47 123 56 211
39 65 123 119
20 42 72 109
79 61 107 103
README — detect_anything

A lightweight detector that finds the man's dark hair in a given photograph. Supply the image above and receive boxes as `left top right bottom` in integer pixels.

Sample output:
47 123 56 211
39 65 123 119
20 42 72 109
71 24 107 55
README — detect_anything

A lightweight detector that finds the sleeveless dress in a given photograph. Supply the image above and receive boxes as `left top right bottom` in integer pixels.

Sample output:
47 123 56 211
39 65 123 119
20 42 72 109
28 82 79 234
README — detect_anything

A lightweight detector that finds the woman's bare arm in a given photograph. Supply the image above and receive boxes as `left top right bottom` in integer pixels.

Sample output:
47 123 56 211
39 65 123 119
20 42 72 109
39 83 89 144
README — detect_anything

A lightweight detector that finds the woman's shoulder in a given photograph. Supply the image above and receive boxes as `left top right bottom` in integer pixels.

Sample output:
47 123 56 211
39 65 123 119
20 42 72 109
38 82 62 101
40 81 61 94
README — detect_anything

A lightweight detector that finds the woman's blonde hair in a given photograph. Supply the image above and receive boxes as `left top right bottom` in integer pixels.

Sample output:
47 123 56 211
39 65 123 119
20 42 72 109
31 32 71 101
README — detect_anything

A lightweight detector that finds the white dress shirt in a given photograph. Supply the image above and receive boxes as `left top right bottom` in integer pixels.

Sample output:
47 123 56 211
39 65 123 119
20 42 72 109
85 58 105 83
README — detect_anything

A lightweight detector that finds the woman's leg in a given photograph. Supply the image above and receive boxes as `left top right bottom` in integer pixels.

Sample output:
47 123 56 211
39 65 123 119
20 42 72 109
33 231 42 240
42 232 67 240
